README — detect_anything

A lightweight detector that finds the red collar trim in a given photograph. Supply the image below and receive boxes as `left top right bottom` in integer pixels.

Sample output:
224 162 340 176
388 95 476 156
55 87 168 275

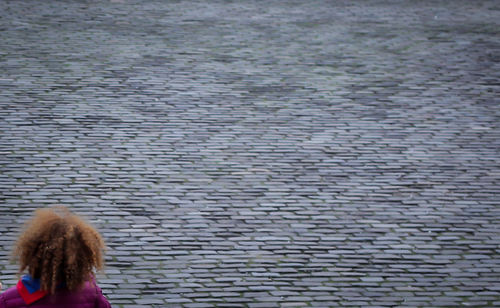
17 280 49 305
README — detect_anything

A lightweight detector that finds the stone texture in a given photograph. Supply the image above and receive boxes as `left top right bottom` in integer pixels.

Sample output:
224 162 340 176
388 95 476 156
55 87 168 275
0 0 499 307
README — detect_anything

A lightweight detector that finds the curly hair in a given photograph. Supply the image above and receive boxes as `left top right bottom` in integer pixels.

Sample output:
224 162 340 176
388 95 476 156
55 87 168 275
13 207 105 294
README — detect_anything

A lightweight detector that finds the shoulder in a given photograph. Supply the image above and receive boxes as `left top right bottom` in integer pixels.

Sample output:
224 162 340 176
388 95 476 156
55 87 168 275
89 282 111 308
22 281 109 308
78 281 111 308
0 285 26 308
0 281 110 308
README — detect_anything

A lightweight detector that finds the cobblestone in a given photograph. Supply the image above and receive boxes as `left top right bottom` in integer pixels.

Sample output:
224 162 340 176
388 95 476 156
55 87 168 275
1 0 500 307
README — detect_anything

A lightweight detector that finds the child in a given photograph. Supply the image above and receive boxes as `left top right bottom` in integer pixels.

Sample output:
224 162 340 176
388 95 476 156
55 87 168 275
0 207 111 307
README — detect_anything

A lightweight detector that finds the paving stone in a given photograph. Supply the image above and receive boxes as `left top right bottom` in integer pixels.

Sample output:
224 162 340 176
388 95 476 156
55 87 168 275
1 0 500 307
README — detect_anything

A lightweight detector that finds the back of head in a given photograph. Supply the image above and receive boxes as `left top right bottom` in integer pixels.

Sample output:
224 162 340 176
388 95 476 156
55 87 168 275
14 207 105 294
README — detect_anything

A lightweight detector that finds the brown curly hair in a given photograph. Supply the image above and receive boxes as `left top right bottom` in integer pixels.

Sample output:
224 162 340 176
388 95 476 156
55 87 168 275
13 207 105 294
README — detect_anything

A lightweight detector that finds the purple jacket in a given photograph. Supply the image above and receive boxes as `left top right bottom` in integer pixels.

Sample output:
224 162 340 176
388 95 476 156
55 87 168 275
0 280 111 308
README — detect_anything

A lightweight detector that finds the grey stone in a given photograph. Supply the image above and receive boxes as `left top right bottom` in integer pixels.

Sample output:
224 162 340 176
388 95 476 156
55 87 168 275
1 0 499 307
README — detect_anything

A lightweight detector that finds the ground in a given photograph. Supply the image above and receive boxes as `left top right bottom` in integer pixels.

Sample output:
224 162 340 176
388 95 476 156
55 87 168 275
0 0 499 307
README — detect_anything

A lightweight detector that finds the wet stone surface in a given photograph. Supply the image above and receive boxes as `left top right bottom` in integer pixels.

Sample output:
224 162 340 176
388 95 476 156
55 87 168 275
0 0 499 307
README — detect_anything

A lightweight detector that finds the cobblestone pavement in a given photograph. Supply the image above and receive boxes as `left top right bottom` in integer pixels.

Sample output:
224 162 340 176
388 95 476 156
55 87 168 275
1 0 499 307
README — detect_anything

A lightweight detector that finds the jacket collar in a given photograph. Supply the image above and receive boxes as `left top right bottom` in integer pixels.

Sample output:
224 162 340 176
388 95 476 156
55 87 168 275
17 275 49 305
